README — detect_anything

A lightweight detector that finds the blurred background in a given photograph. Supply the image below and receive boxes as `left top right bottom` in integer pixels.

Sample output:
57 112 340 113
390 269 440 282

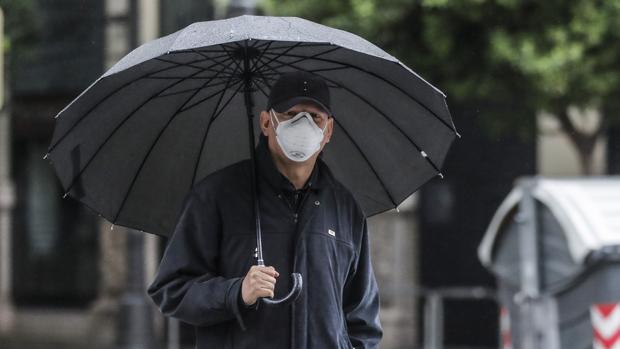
0 0 619 348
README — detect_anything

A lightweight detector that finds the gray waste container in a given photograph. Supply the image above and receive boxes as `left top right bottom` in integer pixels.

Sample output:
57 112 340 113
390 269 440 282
478 177 620 349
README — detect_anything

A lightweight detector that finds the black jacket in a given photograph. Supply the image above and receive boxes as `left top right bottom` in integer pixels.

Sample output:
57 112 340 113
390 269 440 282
147 136 383 348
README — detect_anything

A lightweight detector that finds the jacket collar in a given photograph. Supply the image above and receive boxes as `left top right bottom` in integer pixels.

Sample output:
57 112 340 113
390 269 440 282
255 135 324 193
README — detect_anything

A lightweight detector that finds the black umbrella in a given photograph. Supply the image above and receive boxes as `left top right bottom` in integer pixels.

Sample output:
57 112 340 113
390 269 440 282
45 15 459 306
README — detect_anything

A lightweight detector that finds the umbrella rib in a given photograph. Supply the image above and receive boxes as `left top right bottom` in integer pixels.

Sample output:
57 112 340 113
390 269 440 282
190 74 243 187
190 47 240 77
145 76 229 80
254 46 341 77
208 76 246 123
249 40 273 73
251 42 303 76
251 73 271 98
178 54 243 113
178 79 242 113
261 51 458 137
248 39 263 49
113 68 240 223
330 117 399 207
262 65 350 75
220 44 245 76
60 55 234 198
181 54 244 116
157 77 237 98
232 40 275 75
152 53 234 76
360 191 396 208
246 39 284 54
251 62 274 88
256 55 444 177
48 53 231 154
259 72 341 89
154 57 236 76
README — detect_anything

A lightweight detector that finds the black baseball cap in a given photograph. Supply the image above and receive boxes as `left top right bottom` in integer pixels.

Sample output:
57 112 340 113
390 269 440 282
266 71 332 116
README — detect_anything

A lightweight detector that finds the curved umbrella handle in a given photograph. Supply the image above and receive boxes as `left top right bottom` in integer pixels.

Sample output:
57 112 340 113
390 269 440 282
260 272 303 306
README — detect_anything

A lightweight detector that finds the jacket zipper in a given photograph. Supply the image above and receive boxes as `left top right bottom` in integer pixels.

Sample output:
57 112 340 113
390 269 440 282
289 189 312 349
278 187 313 348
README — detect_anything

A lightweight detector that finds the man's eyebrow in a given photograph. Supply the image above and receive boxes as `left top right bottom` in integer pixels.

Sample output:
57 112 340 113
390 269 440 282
288 109 325 115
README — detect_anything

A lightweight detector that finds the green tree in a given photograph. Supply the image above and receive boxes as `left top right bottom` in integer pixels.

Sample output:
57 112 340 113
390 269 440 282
0 0 38 54
261 0 620 174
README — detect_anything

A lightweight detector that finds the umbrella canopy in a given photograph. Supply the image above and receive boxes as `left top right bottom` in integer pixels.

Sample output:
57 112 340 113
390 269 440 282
46 15 458 238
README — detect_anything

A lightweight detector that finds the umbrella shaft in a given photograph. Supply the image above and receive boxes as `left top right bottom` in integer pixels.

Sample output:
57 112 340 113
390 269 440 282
242 42 265 265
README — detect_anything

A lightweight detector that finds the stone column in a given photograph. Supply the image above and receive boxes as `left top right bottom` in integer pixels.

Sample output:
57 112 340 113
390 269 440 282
0 6 16 335
144 233 163 339
88 221 128 345
368 194 419 349
0 98 16 337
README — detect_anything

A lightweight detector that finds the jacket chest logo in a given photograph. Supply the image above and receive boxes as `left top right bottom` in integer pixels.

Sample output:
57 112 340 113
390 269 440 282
328 229 336 237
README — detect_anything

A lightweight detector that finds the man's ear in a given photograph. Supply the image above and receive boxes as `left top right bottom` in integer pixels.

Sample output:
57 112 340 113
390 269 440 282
259 110 270 136
325 117 334 143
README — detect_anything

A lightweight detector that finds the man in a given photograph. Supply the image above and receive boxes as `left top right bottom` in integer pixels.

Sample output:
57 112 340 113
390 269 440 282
147 71 383 348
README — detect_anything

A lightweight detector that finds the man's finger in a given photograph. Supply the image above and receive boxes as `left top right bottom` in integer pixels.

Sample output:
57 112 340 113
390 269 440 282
253 287 273 299
258 266 279 278
254 273 277 285
254 280 275 291
256 287 275 299
249 275 275 289
249 268 276 282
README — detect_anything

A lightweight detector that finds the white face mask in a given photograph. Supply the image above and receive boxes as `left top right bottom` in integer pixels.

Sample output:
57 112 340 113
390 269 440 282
269 108 327 162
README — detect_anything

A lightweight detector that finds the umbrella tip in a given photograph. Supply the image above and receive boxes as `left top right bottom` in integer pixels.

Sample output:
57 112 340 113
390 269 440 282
395 206 400 213
43 153 49 160
110 224 115 231
62 192 69 199
438 173 444 179
420 151 428 158
455 131 462 138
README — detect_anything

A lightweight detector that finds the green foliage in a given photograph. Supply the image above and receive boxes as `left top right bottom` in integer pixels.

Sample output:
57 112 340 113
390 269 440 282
259 0 620 140
0 0 39 55
488 0 620 112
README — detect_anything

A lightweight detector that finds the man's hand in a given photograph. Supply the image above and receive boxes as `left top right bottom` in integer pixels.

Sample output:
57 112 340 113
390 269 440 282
241 265 279 306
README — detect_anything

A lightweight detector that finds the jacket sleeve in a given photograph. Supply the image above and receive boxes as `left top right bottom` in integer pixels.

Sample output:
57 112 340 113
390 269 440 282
342 217 383 349
147 188 254 330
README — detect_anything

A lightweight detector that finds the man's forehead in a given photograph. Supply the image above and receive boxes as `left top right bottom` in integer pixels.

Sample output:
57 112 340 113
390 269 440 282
285 101 329 115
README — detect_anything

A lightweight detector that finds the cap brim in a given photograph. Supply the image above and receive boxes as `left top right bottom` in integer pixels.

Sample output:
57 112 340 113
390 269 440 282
272 96 332 116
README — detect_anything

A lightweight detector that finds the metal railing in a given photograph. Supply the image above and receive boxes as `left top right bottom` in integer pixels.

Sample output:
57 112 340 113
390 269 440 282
419 286 498 349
